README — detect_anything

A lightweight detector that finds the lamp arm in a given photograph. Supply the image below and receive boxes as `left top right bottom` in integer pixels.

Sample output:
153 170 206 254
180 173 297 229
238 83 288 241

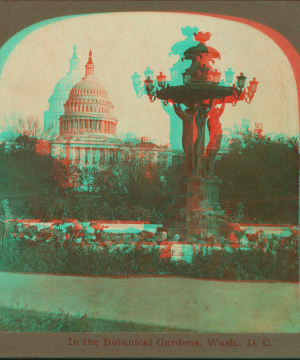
244 90 254 104
149 94 157 102
232 86 240 99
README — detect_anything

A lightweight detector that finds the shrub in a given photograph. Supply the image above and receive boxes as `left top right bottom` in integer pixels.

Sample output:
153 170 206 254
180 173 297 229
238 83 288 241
0 235 298 281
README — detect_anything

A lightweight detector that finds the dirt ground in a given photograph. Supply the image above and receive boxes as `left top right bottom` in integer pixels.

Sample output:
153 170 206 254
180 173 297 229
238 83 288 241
0 272 298 332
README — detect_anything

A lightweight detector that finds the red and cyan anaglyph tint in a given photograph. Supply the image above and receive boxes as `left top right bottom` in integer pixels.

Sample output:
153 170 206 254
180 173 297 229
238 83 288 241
0 12 298 333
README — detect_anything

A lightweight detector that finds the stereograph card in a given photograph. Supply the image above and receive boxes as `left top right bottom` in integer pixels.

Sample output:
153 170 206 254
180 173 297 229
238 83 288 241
0 1 299 358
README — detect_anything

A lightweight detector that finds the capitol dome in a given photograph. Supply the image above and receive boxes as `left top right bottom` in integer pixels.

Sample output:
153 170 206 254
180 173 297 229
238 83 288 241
43 45 83 135
59 50 118 138
53 73 82 94
51 49 171 169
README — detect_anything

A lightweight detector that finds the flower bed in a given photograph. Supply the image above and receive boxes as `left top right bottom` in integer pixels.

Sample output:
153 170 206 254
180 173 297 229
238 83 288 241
0 219 298 281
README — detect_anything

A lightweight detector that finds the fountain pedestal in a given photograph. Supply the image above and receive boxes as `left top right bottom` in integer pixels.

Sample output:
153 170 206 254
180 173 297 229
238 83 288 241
172 175 227 237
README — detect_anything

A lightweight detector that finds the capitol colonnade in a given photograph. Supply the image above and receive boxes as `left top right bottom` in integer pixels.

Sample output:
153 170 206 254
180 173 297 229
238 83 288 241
52 141 121 165
59 117 117 135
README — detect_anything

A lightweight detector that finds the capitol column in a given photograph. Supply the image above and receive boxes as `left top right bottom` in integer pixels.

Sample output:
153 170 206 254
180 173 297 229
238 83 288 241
87 148 91 164
82 147 86 163
84 147 88 163
80 146 84 163
74 147 77 162
95 147 98 163
90 148 94 163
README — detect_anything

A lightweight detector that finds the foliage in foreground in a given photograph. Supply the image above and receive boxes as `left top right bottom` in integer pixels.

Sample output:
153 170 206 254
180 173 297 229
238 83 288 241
215 130 299 223
0 305 187 332
0 239 298 282
1 129 299 223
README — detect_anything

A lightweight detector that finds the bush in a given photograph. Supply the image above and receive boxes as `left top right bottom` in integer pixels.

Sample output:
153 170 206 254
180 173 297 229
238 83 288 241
0 235 298 281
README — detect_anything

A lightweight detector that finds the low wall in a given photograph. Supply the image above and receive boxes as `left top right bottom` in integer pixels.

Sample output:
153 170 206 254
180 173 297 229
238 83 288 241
8 219 162 234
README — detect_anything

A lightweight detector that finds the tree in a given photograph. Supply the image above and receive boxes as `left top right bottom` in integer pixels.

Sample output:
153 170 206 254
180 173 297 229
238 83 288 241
49 159 82 192
79 166 107 193
109 148 170 208
2 112 56 140
215 129 299 223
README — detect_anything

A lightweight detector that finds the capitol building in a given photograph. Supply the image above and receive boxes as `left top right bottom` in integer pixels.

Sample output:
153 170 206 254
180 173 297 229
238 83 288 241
43 46 173 166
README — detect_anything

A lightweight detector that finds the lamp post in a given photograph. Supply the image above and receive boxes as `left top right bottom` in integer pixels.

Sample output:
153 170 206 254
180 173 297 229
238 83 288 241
131 30 259 236
132 31 258 176
139 64 257 108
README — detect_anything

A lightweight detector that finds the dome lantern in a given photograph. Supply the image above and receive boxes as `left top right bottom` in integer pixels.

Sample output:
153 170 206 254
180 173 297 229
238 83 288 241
68 44 80 75
84 49 95 79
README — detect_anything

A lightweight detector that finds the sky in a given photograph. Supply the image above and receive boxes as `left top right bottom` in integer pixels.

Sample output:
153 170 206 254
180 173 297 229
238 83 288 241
0 12 298 146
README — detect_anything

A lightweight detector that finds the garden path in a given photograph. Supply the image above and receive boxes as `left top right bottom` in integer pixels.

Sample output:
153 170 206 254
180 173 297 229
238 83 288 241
0 272 298 332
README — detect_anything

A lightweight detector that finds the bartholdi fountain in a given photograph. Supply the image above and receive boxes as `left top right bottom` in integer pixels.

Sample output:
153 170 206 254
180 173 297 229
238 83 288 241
132 29 258 236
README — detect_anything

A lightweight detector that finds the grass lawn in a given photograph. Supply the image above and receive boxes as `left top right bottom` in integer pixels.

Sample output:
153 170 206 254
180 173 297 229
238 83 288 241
0 305 189 332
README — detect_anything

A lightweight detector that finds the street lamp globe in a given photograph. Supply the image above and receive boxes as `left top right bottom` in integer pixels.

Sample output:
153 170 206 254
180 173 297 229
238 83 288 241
144 67 154 81
131 72 141 87
144 76 155 93
212 69 221 83
157 72 167 87
237 72 247 90
249 77 259 93
201 64 210 81
225 67 235 85
182 70 192 85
